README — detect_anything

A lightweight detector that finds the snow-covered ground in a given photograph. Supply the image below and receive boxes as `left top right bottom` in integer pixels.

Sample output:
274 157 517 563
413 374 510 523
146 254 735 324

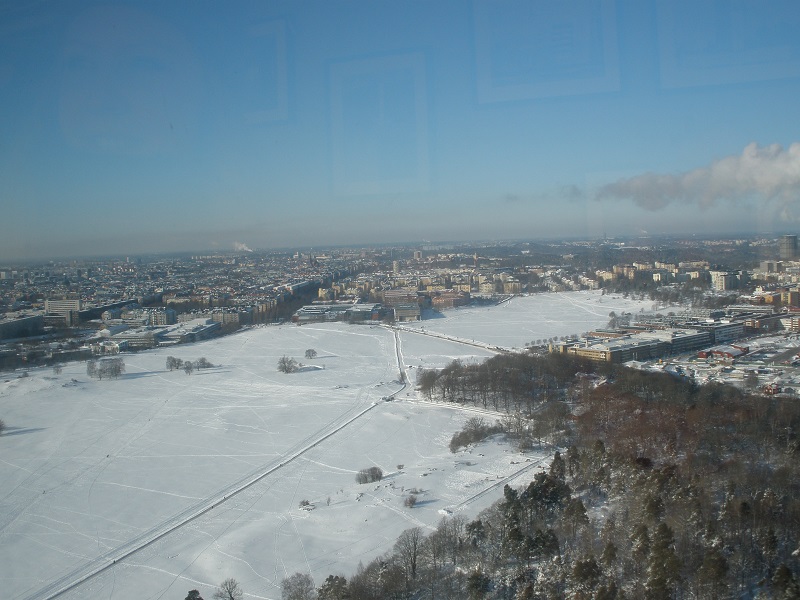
0 291 651 600
406 290 657 350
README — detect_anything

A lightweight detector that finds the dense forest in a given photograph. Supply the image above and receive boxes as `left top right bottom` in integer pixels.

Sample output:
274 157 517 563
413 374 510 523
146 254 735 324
281 352 800 599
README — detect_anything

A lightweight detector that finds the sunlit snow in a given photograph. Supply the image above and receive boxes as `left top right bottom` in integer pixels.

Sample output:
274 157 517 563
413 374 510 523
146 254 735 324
0 291 652 600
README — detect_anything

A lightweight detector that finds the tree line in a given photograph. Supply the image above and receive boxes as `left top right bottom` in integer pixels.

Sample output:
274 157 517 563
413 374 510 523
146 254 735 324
417 352 596 420
280 353 800 599
166 356 214 374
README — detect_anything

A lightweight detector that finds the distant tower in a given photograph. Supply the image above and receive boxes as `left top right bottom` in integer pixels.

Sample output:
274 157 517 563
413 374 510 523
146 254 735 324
778 235 798 260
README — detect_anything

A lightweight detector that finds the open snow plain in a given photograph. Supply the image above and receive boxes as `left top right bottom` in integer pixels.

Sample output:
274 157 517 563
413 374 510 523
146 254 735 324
406 290 657 351
0 291 651 599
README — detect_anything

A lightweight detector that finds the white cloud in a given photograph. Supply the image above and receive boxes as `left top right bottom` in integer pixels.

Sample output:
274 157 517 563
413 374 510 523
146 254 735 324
597 142 800 220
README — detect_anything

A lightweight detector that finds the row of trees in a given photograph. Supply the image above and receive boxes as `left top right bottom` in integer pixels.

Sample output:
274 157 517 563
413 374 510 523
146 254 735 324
281 573 351 600
166 356 214 374
86 357 125 380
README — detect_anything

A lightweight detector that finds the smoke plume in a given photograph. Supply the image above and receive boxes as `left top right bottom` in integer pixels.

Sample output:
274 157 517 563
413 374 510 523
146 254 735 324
597 142 800 219
233 241 253 252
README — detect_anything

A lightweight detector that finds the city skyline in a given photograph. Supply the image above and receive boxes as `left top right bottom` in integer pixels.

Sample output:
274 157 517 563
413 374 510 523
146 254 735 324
3 0 800 261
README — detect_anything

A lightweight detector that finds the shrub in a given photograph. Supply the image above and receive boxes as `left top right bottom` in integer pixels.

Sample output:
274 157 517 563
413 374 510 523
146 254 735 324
404 494 417 508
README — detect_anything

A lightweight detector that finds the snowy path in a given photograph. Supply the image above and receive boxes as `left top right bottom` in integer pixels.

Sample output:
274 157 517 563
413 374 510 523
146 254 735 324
390 323 505 353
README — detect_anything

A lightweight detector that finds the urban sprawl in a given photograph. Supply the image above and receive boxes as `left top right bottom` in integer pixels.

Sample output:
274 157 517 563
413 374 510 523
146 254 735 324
2 235 800 394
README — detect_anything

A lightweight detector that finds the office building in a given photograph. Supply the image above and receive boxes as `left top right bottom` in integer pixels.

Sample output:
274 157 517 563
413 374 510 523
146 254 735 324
779 235 798 260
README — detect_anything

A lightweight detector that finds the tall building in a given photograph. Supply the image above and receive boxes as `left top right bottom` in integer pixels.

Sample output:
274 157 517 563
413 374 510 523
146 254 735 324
778 235 798 260
44 297 82 327
710 271 734 291
44 298 82 315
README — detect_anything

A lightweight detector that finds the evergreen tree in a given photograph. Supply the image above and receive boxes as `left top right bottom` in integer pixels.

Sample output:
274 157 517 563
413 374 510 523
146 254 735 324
466 569 490 599
646 523 681 600
697 543 728 600
317 575 348 600
550 451 566 480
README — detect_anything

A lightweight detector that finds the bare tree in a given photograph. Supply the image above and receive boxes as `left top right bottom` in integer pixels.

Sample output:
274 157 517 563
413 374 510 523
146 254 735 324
394 527 423 584
305 349 317 359
213 578 243 600
99 357 125 379
0 419 5 435
184 361 194 375
278 355 298 373
281 572 316 600
195 357 213 369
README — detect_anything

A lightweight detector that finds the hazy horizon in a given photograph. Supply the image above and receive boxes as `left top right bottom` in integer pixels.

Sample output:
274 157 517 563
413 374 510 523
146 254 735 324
3 1 800 262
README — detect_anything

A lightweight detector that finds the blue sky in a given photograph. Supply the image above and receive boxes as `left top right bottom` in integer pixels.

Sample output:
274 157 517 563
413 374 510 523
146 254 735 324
2 0 800 261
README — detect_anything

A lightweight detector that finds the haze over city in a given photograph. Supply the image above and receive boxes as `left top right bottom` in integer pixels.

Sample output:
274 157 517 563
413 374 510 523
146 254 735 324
2 1 800 260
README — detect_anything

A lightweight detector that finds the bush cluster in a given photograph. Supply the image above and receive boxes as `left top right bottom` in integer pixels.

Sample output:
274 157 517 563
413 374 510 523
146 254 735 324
449 417 504 453
355 466 383 484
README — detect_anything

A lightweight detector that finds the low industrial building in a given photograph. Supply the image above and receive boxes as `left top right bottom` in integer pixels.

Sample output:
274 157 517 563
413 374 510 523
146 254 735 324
292 303 385 323
393 304 421 321
554 328 714 363
567 337 665 363
0 315 44 340
697 344 749 361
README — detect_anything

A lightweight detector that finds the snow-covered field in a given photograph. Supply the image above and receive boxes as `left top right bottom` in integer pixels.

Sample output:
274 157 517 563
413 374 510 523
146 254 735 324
407 290 657 350
0 291 651 600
